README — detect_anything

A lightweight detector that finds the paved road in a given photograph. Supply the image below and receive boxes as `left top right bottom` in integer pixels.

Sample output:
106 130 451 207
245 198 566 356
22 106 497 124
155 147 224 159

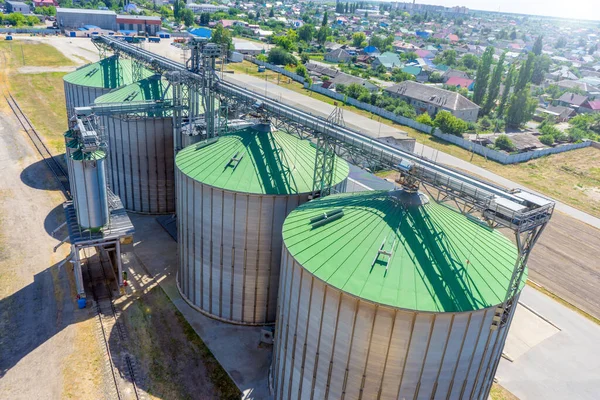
498 286 600 400
221 72 600 229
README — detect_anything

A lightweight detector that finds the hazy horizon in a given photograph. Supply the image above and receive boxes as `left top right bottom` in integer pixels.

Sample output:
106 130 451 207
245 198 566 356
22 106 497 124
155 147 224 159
380 0 600 22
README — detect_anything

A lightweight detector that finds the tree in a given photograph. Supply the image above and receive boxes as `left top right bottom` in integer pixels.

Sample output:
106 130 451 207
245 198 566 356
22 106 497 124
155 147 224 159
482 52 506 115
256 9 261 20
531 54 551 85
416 113 433 126
198 12 209 25
555 37 567 48
460 53 479 70
160 6 173 19
173 0 185 21
322 11 328 26
268 47 297 65
434 49 458 66
589 43 598 55
352 32 366 47
369 34 384 49
539 134 555 146
434 111 469 136
211 24 233 50
533 35 543 56
295 64 309 80
495 135 516 152
391 70 415 82
473 46 494 105
181 8 195 27
428 72 444 83
505 86 537 128
297 24 315 43
316 26 329 45
510 28 517 40
269 8 274 18
497 65 515 116
514 52 535 92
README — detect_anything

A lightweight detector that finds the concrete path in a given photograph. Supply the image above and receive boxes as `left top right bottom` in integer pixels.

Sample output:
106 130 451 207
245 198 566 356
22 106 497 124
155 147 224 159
498 286 600 399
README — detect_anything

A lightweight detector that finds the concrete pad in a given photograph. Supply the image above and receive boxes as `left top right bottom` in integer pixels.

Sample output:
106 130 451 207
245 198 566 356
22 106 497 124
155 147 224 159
503 304 560 361
128 213 272 400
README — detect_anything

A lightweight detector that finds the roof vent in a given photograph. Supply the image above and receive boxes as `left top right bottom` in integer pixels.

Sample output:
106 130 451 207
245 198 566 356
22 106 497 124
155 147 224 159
310 209 344 228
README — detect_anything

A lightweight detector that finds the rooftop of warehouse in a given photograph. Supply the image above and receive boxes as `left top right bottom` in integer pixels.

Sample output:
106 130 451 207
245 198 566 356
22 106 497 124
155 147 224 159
63 56 154 89
57 8 117 15
176 128 349 195
282 190 521 313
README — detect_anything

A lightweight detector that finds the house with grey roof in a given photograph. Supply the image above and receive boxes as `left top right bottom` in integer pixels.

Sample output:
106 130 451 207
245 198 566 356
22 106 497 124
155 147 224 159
324 48 352 63
557 92 588 109
384 81 480 122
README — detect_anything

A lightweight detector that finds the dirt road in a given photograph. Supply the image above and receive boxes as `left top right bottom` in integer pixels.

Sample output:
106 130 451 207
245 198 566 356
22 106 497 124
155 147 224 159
0 106 104 398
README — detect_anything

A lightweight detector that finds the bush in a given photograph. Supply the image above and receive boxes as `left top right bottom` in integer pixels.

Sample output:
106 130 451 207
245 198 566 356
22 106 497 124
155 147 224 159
495 134 516 152
394 101 417 119
539 134 555 146
433 111 468 136
268 47 297 65
415 113 434 126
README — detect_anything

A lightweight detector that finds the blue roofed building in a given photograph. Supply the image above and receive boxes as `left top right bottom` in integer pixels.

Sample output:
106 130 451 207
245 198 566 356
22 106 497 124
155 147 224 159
189 27 212 39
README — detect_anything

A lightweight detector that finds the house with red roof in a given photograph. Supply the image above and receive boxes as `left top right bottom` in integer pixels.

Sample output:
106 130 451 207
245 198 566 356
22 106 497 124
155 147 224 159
580 100 600 113
33 0 57 7
445 76 475 91
446 34 460 43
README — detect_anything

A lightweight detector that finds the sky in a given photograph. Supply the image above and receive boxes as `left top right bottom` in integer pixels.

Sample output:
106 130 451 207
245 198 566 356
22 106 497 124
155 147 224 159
410 0 600 21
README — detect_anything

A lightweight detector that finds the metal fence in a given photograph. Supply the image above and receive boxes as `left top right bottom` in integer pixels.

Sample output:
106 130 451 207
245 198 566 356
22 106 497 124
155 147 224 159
0 28 59 34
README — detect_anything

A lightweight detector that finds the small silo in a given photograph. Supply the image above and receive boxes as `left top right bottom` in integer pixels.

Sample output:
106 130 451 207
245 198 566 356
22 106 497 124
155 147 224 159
94 75 177 214
70 149 109 231
175 128 349 325
274 189 522 400
63 56 152 121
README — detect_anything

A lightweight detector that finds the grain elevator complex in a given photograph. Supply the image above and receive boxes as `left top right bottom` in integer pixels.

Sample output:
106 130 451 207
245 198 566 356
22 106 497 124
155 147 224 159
54 36 555 399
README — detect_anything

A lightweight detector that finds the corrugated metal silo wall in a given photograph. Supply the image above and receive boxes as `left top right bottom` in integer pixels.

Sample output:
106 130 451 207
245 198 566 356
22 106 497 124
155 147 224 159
272 244 518 400
176 168 347 325
63 81 111 122
102 115 175 214
71 156 109 229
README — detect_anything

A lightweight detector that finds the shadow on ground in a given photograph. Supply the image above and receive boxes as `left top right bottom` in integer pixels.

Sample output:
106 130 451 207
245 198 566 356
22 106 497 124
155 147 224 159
19 155 67 192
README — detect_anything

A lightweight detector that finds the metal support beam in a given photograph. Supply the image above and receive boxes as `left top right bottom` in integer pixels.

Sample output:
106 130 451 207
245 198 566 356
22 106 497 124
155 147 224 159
116 240 123 287
72 247 85 297
312 134 336 198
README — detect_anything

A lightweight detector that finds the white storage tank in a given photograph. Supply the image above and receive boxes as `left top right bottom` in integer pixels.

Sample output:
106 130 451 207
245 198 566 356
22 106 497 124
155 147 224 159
70 149 109 231
175 128 349 325
63 55 152 121
273 189 523 400
94 75 178 214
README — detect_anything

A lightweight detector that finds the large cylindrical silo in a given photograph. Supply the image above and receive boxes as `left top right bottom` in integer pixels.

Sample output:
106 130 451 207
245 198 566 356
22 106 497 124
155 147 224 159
94 75 176 214
70 149 109 231
63 56 152 121
176 128 349 325
274 189 522 400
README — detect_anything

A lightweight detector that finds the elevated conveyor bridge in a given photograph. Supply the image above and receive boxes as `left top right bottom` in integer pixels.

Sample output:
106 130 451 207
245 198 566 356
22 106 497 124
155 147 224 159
92 35 554 329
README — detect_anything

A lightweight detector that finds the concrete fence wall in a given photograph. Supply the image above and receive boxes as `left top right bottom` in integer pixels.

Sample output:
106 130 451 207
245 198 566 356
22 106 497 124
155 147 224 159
244 56 306 83
0 28 58 34
306 84 435 133
243 57 596 164
432 129 593 164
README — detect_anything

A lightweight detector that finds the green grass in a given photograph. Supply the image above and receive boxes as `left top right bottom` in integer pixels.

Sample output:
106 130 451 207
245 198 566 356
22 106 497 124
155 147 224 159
0 41 74 68
490 383 519 400
9 72 69 153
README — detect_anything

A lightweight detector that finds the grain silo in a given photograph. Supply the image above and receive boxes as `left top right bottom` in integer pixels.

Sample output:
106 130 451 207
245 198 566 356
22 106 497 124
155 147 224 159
93 75 178 214
63 55 152 121
274 189 522 400
175 128 349 325
70 149 109 230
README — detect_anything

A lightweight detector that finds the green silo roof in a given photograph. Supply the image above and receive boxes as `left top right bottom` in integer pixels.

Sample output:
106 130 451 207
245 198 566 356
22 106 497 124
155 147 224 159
71 149 106 161
66 139 80 149
176 128 349 195
282 190 522 313
94 75 174 103
63 56 153 89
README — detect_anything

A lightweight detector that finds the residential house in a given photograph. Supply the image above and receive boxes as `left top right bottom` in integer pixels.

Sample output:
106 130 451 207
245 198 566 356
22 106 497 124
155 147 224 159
372 52 402 70
535 105 576 122
324 48 352 63
326 74 378 92
555 80 600 95
579 100 600 113
445 76 475 91
6 1 30 13
442 69 470 83
557 92 588 109
384 81 480 122
33 0 57 7
362 46 380 56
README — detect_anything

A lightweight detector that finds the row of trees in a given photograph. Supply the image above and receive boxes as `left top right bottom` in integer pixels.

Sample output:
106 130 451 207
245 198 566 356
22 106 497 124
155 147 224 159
336 83 417 119
335 2 361 14
0 13 40 27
